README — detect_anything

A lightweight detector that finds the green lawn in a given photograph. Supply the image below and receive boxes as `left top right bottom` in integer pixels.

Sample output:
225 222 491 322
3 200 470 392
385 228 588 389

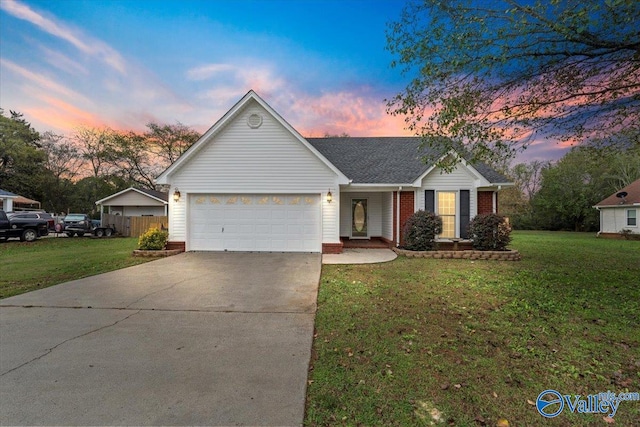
305 231 640 426
0 237 153 299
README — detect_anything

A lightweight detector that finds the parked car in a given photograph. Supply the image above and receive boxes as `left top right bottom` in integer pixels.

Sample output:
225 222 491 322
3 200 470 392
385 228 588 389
7 211 55 231
0 210 49 242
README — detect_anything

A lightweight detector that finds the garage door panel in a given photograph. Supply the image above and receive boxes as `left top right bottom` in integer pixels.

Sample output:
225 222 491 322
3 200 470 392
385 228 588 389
287 224 303 235
189 194 320 252
271 210 286 221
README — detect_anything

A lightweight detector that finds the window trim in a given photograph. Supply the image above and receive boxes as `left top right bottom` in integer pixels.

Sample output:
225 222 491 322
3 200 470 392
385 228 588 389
626 209 637 227
436 191 457 238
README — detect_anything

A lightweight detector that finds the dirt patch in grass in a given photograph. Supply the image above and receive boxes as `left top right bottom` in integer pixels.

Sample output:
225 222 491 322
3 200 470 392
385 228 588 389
305 232 640 426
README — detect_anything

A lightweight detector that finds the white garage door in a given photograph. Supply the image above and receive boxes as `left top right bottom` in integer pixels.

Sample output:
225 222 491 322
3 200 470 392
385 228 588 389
189 194 321 252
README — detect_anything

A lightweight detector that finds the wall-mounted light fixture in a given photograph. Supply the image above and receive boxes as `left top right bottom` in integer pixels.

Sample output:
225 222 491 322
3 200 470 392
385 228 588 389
326 189 333 203
173 188 181 202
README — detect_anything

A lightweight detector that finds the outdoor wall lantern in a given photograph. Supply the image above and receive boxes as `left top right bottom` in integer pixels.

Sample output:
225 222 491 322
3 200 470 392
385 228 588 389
173 188 181 202
326 189 333 203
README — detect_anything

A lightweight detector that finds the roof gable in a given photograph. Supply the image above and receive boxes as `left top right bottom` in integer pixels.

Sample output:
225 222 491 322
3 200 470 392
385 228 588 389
95 187 168 206
306 137 510 185
595 178 640 207
156 90 349 185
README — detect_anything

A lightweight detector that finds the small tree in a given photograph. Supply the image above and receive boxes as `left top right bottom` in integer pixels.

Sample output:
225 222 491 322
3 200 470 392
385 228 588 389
469 214 512 251
138 227 168 250
403 210 442 251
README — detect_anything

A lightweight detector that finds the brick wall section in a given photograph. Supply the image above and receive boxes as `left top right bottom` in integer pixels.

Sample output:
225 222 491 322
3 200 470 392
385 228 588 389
477 191 495 215
322 242 344 254
392 191 416 246
399 191 415 246
165 241 186 251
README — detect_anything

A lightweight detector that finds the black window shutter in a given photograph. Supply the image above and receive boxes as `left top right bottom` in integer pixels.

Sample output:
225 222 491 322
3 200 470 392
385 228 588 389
460 190 470 238
425 190 435 213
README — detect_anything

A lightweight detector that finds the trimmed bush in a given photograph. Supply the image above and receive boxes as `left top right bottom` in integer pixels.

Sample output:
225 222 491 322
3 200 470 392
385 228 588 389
403 210 443 251
469 214 512 251
138 227 169 250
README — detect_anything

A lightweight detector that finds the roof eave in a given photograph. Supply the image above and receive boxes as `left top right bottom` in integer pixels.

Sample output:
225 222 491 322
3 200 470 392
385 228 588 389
594 202 640 208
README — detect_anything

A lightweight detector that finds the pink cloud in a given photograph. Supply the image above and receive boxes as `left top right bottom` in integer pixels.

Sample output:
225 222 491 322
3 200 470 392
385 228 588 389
282 91 412 137
1 59 89 103
1 0 126 73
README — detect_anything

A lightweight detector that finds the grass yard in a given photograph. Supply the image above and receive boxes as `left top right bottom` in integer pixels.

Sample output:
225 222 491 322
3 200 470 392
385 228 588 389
0 237 153 299
305 232 640 426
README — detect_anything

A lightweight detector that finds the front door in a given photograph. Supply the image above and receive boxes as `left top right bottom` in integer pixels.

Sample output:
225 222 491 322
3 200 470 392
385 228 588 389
351 199 368 238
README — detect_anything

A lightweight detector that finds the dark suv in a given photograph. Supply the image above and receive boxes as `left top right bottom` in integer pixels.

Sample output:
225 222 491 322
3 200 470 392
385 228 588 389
7 211 55 230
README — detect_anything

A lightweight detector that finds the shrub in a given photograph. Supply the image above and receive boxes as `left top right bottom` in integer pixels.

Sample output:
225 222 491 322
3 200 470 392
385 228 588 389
403 210 443 251
469 214 512 251
138 227 169 250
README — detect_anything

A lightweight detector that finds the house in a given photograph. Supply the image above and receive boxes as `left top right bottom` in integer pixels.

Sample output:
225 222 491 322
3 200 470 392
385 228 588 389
0 189 41 211
0 189 18 212
156 90 512 253
594 178 640 237
95 187 169 217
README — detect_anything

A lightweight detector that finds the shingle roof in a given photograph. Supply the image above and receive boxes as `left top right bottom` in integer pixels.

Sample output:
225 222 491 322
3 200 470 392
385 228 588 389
137 188 169 202
306 137 509 184
595 178 640 207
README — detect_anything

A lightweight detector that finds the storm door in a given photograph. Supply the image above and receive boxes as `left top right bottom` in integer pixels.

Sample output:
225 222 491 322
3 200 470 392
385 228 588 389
351 199 368 238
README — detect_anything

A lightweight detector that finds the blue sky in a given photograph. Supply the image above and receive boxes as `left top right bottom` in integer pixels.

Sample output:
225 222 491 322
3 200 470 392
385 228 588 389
0 0 565 161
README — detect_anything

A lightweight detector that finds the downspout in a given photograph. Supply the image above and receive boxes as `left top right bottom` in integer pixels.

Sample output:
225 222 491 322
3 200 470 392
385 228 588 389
396 186 403 247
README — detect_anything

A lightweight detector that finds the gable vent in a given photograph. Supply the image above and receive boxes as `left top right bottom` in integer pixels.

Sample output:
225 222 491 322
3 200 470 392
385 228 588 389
247 113 263 129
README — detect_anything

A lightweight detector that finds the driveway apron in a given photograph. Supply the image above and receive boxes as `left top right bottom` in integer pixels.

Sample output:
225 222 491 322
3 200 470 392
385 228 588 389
0 252 321 426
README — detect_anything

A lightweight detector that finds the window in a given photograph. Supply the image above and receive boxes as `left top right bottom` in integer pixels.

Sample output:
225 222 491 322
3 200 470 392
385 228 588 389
437 192 456 238
627 209 637 227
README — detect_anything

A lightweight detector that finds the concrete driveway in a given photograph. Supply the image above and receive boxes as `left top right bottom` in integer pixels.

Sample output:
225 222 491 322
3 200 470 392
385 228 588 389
0 252 321 426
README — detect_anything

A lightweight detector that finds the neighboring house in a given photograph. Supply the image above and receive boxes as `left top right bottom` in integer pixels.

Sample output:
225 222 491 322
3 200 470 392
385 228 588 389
0 189 40 211
95 187 169 217
156 90 512 253
0 189 18 212
594 178 640 237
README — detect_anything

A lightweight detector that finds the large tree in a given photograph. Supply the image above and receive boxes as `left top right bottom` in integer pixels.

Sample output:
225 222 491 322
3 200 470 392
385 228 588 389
0 109 45 198
386 0 640 166
144 122 200 167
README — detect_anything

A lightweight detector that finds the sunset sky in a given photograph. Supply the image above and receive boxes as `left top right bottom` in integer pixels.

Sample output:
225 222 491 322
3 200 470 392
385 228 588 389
0 0 569 162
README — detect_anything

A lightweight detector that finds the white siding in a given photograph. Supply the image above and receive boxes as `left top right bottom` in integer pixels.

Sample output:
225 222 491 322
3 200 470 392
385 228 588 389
418 164 478 218
600 207 639 234
103 191 165 207
381 192 393 240
167 100 340 244
339 192 383 237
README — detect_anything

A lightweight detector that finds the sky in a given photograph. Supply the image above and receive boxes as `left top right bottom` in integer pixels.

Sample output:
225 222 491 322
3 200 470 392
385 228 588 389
0 0 568 162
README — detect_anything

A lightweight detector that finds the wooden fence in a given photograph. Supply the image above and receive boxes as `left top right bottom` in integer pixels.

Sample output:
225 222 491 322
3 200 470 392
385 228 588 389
102 213 168 237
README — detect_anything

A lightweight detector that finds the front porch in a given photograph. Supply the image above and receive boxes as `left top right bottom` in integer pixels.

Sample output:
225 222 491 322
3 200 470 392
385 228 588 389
341 236 473 251
341 237 392 249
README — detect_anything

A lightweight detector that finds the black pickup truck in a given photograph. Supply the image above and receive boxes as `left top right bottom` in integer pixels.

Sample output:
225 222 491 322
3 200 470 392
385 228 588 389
0 210 49 242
